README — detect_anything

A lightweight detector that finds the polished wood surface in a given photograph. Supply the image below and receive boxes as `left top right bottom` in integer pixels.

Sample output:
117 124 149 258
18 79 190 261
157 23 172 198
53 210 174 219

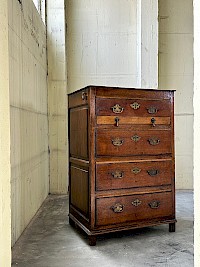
96 191 173 226
68 86 176 246
96 129 172 156
96 160 172 191
68 88 88 108
96 97 171 117
69 107 88 159
96 116 171 126
70 165 89 217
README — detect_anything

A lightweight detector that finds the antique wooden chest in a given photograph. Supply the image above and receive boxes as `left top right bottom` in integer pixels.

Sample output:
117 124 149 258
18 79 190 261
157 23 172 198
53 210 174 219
68 86 176 245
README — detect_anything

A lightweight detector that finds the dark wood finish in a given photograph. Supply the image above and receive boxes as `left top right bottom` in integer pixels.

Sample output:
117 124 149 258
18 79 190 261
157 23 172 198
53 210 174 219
70 165 89 217
96 160 172 191
96 129 172 156
70 107 88 159
96 97 171 117
68 86 176 245
97 116 170 126
169 222 176 232
68 88 88 108
88 236 97 246
96 192 173 226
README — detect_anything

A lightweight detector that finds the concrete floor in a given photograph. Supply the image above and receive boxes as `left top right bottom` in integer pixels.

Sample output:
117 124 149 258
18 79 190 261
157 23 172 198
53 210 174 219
12 191 193 267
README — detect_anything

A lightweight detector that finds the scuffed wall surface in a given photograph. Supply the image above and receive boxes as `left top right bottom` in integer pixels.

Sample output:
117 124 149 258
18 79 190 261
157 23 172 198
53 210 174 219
0 0 11 265
159 0 193 189
8 0 49 245
47 0 67 193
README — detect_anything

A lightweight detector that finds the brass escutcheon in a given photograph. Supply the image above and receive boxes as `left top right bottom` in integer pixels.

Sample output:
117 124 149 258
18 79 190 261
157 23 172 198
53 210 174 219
111 203 124 213
147 106 158 114
131 135 141 142
147 169 159 176
132 167 141 174
112 138 124 146
148 200 160 209
111 104 124 114
132 199 142 207
148 137 160 145
130 102 140 110
111 170 124 179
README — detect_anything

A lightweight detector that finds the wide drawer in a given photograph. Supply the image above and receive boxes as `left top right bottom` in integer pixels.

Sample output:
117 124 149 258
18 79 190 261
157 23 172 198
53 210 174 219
96 129 172 156
96 97 171 117
96 191 173 226
96 160 173 191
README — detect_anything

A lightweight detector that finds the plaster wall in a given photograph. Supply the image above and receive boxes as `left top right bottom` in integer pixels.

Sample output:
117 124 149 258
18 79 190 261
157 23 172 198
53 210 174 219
47 0 68 194
193 0 200 264
8 0 49 245
158 0 194 189
66 0 158 93
0 0 11 265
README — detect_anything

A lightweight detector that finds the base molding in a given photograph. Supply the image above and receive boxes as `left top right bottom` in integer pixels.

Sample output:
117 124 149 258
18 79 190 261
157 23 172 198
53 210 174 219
69 213 177 246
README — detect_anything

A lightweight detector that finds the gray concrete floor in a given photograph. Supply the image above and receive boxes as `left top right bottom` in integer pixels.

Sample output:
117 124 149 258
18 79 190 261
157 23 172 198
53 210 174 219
12 190 193 267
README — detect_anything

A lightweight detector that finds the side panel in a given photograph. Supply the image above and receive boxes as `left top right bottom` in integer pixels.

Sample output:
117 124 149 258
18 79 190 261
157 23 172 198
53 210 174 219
68 90 90 222
70 165 89 217
70 107 89 160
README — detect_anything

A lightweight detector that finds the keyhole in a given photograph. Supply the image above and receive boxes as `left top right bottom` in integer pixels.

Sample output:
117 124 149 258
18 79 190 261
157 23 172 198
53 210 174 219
115 117 120 127
151 117 156 127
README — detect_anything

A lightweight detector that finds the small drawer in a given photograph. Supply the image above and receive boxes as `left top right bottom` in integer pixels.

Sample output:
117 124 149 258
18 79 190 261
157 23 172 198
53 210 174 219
96 116 170 127
96 191 173 226
96 129 172 156
96 97 171 117
96 160 172 191
68 89 88 108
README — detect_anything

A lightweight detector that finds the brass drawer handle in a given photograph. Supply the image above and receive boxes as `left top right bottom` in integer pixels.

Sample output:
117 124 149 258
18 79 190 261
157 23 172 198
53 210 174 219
132 167 141 174
148 200 160 209
132 199 142 207
148 137 160 145
111 170 124 179
131 135 141 142
111 203 124 213
130 102 140 110
112 138 124 146
147 169 159 176
111 104 124 114
81 91 87 100
147 106 158 114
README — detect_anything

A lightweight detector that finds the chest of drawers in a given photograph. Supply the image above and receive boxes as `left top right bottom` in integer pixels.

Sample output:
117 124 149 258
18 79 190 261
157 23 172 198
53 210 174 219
68 86 176 246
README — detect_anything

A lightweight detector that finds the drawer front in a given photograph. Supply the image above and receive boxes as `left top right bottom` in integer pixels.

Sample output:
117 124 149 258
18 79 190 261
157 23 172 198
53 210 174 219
96 160 172 191
96 98 171 117
97 116 170 126
96 129 172 156
68 89 88 108
96 192 173 226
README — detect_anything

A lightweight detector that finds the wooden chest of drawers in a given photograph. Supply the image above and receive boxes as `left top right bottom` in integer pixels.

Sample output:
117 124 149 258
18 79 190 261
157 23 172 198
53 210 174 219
68 86 176 246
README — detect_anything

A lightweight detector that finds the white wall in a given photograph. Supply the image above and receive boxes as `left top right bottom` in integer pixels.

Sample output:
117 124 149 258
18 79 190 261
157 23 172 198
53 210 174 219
47 0 68 194
193 0 200 264
66 0 158 93
0 0 11 265
158 0 194 189
8 0 49 245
